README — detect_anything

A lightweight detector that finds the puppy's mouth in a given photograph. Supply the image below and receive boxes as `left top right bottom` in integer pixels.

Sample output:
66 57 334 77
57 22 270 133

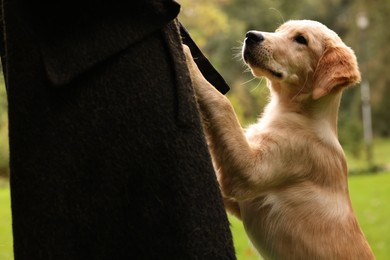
243 47 283 79
249 62 284 79
266 68 283 79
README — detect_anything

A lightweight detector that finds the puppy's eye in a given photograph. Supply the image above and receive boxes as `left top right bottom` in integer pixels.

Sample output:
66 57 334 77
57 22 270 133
294 35 308 45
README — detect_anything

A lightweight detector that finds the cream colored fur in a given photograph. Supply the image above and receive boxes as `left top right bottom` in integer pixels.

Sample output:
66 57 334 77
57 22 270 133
184 20 374 259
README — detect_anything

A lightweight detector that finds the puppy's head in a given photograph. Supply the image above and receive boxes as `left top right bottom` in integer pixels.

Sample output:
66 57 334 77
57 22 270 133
242 20 360 100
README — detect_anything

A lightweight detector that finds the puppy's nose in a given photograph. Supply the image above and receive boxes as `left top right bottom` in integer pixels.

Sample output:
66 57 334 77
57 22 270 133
245 31 264 44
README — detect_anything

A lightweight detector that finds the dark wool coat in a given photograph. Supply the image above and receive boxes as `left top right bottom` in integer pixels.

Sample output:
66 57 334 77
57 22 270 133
1 0 236 259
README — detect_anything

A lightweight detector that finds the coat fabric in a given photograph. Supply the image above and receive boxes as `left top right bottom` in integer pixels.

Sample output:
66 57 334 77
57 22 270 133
1 0 236 259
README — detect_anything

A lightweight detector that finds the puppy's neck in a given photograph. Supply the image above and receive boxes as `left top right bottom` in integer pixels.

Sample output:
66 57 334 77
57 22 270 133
308 91 343 134
267 84 343 142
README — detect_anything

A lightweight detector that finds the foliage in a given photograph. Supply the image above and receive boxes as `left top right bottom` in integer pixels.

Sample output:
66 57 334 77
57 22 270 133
179 0 230 49
0 0 389 170
178 0 390 161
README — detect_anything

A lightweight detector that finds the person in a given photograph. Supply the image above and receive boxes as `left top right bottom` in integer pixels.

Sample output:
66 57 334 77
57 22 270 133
0 0 236 259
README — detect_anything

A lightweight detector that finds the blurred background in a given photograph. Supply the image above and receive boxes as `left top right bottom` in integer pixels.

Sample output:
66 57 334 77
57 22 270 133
1 0 390 259
178 0 390 163
178 0 389 259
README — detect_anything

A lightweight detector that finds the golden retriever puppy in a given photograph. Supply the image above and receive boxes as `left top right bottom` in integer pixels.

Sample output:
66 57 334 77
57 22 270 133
184 20 374 259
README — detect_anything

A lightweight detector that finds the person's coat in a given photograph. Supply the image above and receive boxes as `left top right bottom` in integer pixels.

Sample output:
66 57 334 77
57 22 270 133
1 0 236 259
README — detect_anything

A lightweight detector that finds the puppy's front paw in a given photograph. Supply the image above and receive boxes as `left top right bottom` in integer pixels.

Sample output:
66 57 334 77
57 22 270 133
182 44 192 62
182 45 220 99
183 45 199 74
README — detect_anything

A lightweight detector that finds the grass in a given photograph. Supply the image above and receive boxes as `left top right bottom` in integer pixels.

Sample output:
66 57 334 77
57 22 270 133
346 138 390 172
0 137 389 260
0 176 389 260
348 172 390 260
230 216 259 259
0 183 13 260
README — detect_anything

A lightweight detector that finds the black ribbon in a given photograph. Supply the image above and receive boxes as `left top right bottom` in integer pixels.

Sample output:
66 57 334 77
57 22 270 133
179 23 230 94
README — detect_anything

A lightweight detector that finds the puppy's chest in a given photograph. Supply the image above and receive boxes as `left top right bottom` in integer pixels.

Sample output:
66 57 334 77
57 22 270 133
239 189 350 256
240 184 350 221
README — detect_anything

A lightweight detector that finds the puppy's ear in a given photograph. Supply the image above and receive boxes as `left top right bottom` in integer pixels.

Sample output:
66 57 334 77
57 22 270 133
312 45 361 100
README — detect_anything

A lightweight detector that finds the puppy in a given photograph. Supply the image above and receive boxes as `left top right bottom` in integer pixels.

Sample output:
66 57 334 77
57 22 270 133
184 20 375 259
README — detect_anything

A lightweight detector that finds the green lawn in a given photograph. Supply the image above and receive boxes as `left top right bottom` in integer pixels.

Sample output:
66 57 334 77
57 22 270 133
348 172 390 260
0 184 13 260
346 138 390 172
1 173 389 260
230 216 260 259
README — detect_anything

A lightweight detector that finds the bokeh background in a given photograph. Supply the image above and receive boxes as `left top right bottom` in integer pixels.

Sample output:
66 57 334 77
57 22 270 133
1 0 390 259
179 0 390 258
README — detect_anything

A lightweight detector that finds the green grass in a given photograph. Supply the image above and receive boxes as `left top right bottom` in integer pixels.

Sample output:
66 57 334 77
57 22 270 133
346 138 390 171
230 216 260 259
4 124 386 260
0 184 13 260
0 174 389 260
348 172 390 260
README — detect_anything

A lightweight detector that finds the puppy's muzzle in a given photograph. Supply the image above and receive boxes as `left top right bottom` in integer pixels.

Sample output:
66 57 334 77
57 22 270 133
243 31 284 79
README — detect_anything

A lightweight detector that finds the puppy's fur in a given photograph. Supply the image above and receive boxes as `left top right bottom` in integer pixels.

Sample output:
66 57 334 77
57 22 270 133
184 20 374 259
